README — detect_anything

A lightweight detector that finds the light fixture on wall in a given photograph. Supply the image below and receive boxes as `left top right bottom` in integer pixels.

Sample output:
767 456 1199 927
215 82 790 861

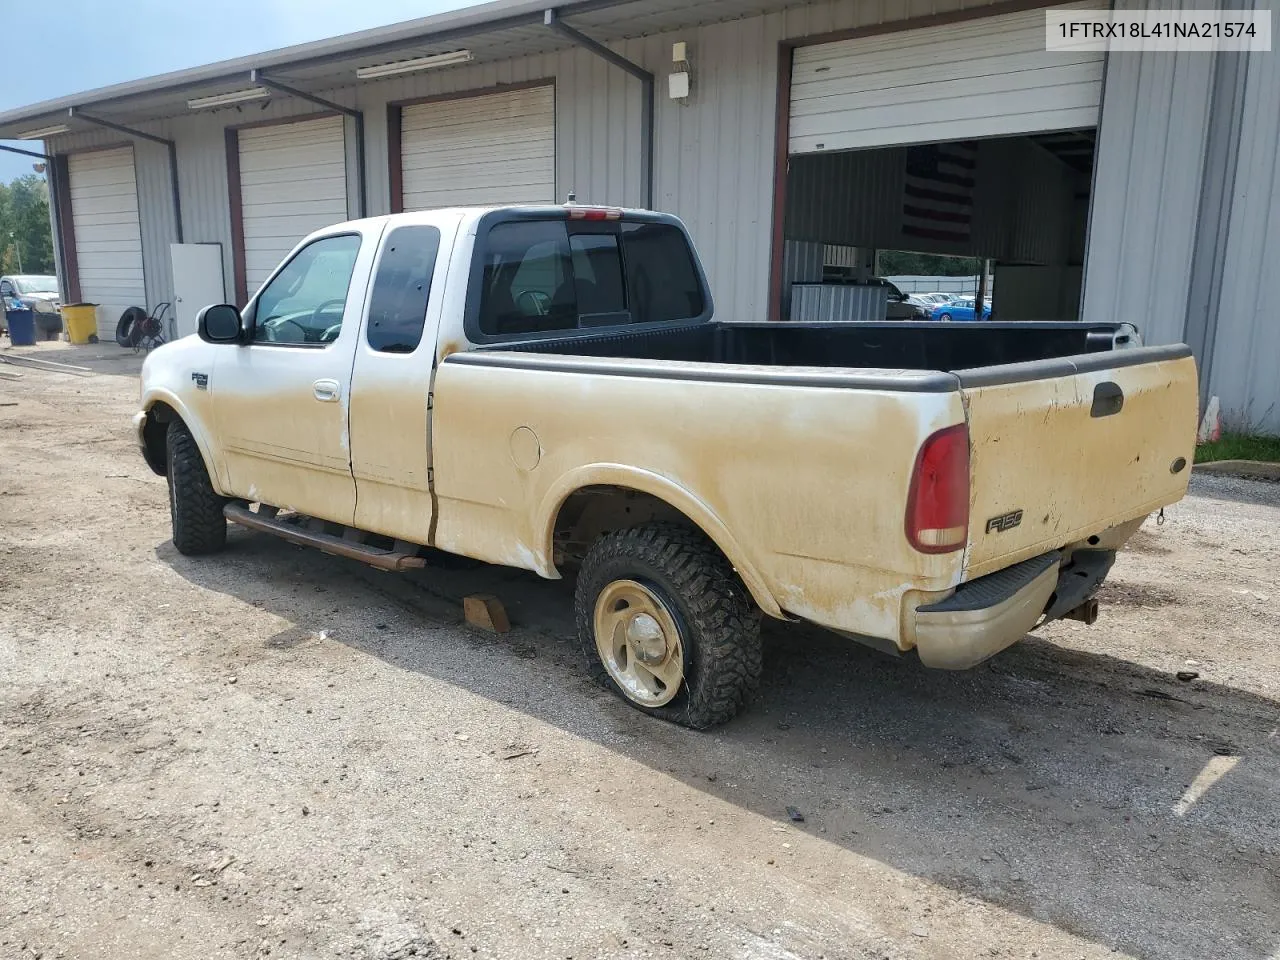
187 87 270 110
669 41 691 101
355 49 474 79
17 123 70 139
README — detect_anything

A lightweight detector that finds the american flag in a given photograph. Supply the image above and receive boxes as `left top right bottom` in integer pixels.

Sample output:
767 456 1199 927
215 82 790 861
902 141 978 245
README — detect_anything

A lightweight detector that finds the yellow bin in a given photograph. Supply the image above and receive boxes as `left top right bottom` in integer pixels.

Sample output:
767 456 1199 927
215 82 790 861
62 303 98 344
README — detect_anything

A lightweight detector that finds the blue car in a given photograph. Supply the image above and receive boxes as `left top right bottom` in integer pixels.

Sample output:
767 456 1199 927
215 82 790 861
931 296 991 322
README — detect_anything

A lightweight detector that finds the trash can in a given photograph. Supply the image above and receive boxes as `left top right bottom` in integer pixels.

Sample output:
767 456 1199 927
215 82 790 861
62 303 98 345
6 307 36 346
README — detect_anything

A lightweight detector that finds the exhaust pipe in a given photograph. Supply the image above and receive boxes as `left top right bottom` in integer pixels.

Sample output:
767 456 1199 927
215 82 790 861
1064 598 1100 625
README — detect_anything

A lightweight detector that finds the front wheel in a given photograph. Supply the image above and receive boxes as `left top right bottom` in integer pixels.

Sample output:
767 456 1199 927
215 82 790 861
938 312 952 322
574 523 762 729
166 419 227 556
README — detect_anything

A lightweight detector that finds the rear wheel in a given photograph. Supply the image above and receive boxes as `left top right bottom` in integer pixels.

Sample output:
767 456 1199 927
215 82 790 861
574 523 762 729
166 419 227 556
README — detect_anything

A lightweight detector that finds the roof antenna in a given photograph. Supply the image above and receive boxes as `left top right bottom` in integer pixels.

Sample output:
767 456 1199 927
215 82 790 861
565 190 576 204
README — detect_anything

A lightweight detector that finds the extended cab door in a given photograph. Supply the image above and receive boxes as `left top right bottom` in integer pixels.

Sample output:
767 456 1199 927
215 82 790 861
212 227 380 524
347 212 461 543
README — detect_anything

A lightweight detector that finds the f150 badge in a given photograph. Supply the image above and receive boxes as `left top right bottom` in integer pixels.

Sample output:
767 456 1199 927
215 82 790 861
986 509 1024 534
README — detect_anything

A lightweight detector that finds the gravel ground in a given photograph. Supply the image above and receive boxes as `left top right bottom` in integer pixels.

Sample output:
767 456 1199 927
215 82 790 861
1 343 1277 960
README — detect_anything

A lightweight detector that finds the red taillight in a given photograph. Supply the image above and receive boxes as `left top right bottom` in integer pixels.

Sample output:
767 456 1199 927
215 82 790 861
905 424 970 554
567 206 622 221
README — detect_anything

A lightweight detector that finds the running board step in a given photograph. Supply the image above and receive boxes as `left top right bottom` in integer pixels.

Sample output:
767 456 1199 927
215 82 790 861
223 503 427 572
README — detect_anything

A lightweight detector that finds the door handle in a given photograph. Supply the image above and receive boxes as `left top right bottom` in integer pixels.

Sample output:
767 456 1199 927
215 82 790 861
313 379 341 402
1091 381 1124 418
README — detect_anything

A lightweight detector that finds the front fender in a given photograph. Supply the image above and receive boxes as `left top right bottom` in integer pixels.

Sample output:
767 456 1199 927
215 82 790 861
534 463 783 619
139 386 227 496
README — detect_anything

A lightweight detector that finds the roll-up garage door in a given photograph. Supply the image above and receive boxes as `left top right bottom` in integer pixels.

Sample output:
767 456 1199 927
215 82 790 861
401 85 555 210
238 115 348 291
789 4 1104 154
67 146 146 340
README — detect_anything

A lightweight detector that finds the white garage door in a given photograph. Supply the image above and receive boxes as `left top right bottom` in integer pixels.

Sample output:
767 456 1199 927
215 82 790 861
68 146 146 339
239 115 348 291
790 4 1104 154
401 85 555 210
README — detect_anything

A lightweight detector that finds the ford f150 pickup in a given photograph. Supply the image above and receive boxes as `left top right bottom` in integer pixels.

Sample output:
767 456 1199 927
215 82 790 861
134 205 1198 728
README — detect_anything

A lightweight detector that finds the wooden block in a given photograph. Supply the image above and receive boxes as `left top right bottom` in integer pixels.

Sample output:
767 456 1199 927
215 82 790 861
463 594 510 634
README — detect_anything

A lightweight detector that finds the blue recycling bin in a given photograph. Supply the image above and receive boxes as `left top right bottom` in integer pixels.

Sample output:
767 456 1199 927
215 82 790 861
6 306 36 346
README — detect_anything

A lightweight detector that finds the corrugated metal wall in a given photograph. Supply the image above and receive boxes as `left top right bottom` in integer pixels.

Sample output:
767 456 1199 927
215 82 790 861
1204 45 1280 433
1079 0 1215 345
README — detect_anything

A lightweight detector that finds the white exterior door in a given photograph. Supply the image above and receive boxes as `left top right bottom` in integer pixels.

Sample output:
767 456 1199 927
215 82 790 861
789 4 1105 154
67 146 146 340
238 115 349 295
401 85 555 210
170 243 226 339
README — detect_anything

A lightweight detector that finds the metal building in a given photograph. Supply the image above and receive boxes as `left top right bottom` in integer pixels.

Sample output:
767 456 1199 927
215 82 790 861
0 0 1275 430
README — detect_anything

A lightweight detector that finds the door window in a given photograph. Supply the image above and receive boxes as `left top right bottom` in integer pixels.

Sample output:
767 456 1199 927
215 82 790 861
251 234 362 345
366 226 441 354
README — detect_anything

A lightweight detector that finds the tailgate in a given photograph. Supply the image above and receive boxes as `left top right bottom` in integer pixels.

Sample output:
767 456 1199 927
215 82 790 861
959 345 1198 579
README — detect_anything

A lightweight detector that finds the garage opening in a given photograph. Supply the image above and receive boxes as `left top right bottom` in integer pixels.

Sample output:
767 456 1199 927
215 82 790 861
779 4 1102 324
782 131 1096 322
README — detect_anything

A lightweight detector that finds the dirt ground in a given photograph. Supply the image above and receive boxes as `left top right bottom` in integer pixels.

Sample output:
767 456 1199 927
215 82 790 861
1 342 1277 960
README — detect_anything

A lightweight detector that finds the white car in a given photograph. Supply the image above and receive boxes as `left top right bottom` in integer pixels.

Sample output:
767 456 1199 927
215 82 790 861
916 292 959 307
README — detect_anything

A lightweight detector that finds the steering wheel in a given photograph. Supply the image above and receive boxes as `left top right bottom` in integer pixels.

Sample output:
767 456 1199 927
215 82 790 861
263 316 307 342
310 299 347 333
517 290 551 316
320 324 342 343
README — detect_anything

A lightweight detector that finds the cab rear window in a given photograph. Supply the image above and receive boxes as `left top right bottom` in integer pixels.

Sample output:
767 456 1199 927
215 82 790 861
476 219 704 337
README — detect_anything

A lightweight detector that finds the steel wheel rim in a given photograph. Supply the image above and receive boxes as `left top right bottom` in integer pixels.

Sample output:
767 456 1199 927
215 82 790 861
593 579 684 707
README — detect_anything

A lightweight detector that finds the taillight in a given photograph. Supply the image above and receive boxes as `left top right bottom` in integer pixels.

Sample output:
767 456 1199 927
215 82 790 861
905 424 970 554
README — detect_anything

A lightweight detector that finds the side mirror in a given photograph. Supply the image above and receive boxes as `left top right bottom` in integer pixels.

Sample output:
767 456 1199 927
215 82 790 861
198 304 243 343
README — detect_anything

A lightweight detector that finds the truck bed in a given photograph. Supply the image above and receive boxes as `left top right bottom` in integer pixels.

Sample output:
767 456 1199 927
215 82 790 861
495 320 1137 372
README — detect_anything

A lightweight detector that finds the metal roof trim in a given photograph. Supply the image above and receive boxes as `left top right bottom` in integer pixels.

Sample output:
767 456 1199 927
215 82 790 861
0 0 634 130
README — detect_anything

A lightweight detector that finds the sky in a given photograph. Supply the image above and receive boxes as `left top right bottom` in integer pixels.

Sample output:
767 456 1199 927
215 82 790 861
0 0 481 182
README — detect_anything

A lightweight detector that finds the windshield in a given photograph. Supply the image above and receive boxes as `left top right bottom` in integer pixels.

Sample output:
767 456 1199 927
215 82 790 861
12 276 59 295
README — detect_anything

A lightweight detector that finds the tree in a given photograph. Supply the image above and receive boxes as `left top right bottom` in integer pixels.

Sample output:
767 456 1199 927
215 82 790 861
0 174 55 275
876 250 985 277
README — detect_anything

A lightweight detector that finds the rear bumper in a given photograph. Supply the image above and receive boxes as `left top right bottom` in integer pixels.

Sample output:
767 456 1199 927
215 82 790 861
912 552 1061 669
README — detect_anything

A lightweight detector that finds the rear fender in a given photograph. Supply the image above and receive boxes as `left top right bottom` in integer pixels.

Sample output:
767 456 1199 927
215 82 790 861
536 464 783 618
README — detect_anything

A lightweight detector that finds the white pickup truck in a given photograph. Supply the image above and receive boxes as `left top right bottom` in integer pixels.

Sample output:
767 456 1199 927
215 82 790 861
135 205 1198 728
